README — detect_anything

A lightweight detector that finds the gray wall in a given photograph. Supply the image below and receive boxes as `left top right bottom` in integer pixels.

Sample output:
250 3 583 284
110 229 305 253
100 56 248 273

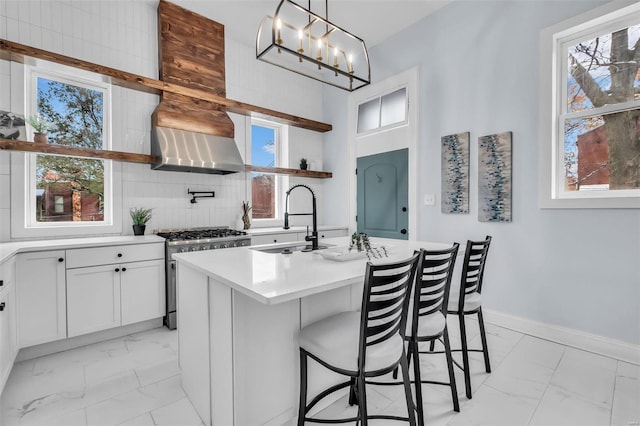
323 0 640 344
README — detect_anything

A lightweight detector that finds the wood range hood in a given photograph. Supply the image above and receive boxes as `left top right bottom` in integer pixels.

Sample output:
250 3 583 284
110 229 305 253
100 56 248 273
151 0 244 174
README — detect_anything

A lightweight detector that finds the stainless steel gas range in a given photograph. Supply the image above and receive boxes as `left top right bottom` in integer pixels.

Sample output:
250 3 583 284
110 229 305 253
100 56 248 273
156 227 251 329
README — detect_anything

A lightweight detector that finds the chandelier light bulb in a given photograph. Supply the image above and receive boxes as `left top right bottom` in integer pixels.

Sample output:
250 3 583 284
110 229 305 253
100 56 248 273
316 39 323 65
276 18 283 45
297 29 304 61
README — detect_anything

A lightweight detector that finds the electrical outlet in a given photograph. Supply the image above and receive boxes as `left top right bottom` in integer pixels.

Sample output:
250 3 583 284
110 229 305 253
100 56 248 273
424 194 436 206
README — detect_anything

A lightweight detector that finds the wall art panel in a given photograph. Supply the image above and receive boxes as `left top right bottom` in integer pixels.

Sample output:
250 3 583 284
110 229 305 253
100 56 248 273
441 132 470 214
478 131 512 222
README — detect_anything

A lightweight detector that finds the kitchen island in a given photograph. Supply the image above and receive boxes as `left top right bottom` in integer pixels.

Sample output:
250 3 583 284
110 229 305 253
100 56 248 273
173 236 453 426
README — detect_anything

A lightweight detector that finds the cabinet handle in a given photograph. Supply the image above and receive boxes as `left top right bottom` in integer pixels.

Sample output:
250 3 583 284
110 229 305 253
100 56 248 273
0 280 3 287
0 302 5 311
117 253 123 258
58 258 64 262
122 267 127 272
115 268 120 272
273 239 277 243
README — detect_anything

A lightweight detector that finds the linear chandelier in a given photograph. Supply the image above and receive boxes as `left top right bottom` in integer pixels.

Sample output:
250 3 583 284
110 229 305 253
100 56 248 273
256 0 370 91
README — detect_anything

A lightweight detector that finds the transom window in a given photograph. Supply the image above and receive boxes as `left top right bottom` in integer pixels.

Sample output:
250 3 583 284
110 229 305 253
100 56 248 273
356 87 407 134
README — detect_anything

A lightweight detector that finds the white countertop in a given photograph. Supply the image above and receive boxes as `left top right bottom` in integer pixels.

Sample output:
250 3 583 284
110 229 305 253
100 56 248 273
173 237 453 305
0 235 165 263
245 225 348 236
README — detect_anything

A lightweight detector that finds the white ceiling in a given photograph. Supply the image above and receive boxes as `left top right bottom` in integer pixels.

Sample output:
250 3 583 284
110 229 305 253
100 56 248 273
171 0 453 48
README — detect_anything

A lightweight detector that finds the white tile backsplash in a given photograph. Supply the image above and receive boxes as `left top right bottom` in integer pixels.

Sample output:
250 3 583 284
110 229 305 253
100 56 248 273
0 208 9 241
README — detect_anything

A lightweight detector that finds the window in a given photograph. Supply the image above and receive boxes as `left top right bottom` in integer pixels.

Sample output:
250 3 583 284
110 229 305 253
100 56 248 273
540 2 640 208
250 119 288 221
53 195 64 213
9 64 117 238
27 71 111 226
357 87 407 134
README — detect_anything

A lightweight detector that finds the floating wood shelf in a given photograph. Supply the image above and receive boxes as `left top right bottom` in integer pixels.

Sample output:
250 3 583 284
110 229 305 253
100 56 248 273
245 165 332 179
0 139 156 164
0 39 332 133
0 139 333 179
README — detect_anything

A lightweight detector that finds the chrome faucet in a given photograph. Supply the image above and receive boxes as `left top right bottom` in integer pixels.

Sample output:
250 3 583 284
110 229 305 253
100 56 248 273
283 184 318 250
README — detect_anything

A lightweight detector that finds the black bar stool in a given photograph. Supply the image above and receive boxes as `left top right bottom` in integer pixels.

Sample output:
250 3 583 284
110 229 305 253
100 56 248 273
297 252 421 426
447 236 492 399
403 244 461 425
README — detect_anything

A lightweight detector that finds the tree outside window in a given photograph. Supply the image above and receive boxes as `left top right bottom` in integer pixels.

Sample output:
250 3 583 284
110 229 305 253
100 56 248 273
34 76 107 223
561 20 639 193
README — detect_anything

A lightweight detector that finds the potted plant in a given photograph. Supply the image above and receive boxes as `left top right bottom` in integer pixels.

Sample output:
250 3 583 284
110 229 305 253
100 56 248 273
241 201 252 230
349 232 388 260
130 207 152 235
299 158 308 170
27 114 51 144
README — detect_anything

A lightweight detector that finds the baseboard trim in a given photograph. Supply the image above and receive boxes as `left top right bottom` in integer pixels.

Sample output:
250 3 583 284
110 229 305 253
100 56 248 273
16 318 164 362
483 309 640 366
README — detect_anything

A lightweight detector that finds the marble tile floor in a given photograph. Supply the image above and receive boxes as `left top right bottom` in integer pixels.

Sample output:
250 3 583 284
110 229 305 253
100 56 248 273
1 320 638 426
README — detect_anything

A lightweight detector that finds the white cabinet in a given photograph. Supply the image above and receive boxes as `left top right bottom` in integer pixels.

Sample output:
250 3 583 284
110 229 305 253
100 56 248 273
16 251 67 348
1 256 17 393
65 243 164 337
250 228 348 246
250 233 299 246
317 229 348 240
65 243 164 269
66 264 121 338
120 259 164 326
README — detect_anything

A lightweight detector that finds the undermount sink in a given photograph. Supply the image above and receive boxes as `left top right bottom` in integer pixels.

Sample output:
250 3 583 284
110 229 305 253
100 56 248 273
251 243 333 254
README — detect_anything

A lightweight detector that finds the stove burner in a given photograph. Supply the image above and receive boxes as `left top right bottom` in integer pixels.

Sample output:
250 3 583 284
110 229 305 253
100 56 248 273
158 230 246 241
156 227 248 242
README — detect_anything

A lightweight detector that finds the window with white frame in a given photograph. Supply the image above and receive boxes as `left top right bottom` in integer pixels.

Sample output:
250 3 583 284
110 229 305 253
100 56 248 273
542 3 640 207
27 68 112 227
250 119 288 221
356 87 407 134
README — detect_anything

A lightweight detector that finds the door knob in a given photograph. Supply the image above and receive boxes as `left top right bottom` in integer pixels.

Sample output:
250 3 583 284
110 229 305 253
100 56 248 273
400 229 407 235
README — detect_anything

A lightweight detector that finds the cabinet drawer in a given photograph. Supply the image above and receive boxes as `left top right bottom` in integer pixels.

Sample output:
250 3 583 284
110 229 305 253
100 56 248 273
318 229 348 239
66 243 164 269
251 233 299 246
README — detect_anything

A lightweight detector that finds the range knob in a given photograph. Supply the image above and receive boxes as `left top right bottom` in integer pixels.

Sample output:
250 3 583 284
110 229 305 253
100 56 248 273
199 245 208 251
178 248 186 253
220 243 228 249
189 246 197 252
239 241 247 246
229 242 237 248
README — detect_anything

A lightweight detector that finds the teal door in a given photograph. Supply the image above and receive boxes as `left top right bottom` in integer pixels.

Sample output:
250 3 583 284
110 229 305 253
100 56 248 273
357 149 409 240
